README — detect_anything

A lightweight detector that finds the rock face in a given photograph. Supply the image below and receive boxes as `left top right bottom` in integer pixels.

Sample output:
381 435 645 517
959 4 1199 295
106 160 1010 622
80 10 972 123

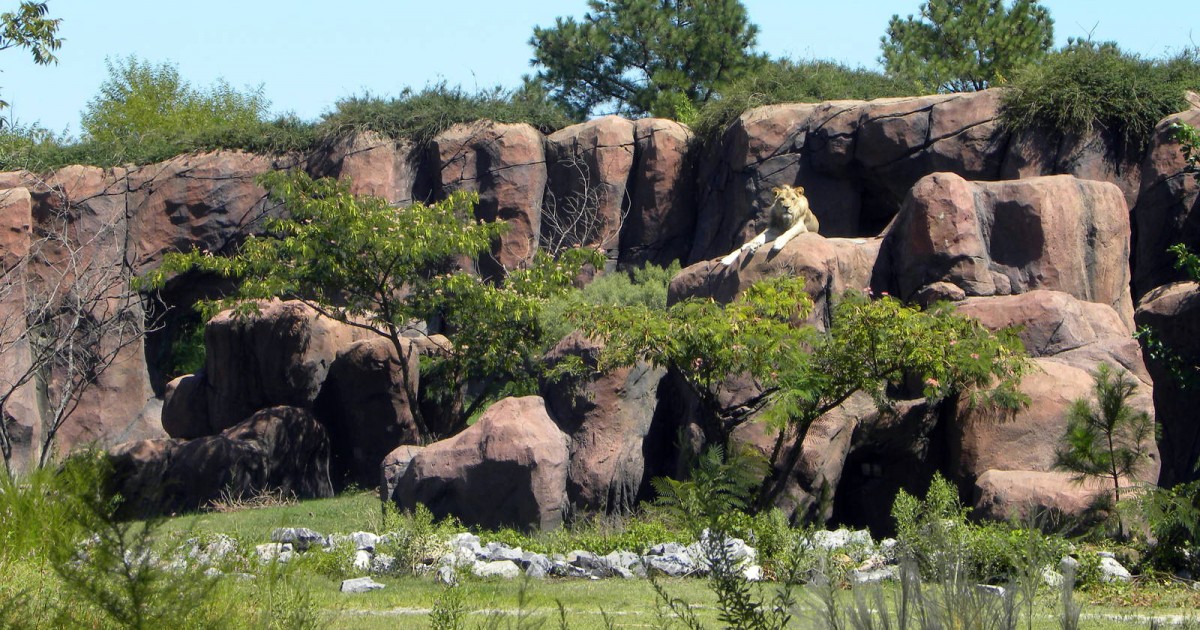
690 89 1146 264
544 117 636 259
307 131 421 205
621 119 695 266
0 187 40 471
315 337 421 488
199 300 354 432
541 332 667 513
393 396 569 531
1135 282 1200 486
110 406 334 518
1131 109 1200 299
949 291 1159 500
431 122 546 278
884 173 1134 328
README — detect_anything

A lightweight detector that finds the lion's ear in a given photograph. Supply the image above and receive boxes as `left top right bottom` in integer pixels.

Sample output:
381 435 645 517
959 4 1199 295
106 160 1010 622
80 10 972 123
796 186 805 195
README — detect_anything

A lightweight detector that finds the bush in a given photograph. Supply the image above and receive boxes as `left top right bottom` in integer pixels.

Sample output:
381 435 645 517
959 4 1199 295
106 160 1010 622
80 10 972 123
539 261 679 349
1002 42 1200 150
691 58 916 146
319 81 575 149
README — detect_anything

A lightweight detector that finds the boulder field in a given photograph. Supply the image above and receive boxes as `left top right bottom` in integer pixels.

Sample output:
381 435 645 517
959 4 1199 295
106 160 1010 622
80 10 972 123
1 89 1197 531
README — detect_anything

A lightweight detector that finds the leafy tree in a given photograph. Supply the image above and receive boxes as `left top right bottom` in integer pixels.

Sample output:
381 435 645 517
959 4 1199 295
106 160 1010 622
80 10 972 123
529 0 765 118
0 1 61 114
1055 363 1156 527
570 281 1028 508
146 171 601 439
880 0 1054 93
81 55 269 159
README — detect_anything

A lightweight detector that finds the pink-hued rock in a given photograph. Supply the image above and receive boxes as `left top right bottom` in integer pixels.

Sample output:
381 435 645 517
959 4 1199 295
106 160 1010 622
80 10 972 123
974 469 1124 523
1131 108 1200 299
203 300 354 431
541 332 667 513
431 121 546 278
621 119 695 266
394 396 569 531
162 372 211 439
110 405 333 518
544 117 636 257
379 444 424 503
309 131 420 205
316 337 421 487
1135 281 1200 485
0 187 39 472
670 233 881 328
887 172 1134 328
950 358 1158 485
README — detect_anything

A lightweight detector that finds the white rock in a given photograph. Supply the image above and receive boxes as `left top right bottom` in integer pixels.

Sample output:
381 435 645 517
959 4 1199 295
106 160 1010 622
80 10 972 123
1099 557 1132 583
350 532 380 552
340 577 385 593
472 560 521 579
255 543 293 563
1042 567 1065 589
850 566 897 585
437 565 458 586
743 565 764 581
371 553 396 574
353 549 373 571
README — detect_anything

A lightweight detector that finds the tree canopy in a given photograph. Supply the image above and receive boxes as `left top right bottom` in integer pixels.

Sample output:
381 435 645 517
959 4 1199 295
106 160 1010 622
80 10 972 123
0 1 61 113
529 0 765 119
880 0 1054 93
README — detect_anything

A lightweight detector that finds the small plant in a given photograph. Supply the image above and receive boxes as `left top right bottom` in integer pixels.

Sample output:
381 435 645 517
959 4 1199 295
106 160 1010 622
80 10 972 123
1055 363 1156 532
651 443 767 538
429 585 469 630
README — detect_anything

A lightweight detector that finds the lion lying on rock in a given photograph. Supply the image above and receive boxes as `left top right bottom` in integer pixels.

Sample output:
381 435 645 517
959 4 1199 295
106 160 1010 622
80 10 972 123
721 185 819 266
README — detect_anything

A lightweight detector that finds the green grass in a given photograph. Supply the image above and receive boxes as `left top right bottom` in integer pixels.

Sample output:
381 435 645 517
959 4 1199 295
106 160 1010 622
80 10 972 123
153 490 384 542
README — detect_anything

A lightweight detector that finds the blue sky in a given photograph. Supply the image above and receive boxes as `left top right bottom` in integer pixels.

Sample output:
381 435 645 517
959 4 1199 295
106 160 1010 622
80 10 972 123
3 0 1196 134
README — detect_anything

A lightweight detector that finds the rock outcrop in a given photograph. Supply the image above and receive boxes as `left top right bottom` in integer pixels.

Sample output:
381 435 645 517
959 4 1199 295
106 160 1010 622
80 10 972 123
110 406 334 518
393 396 569 531
884 173 1134 328
1131 109 1200 299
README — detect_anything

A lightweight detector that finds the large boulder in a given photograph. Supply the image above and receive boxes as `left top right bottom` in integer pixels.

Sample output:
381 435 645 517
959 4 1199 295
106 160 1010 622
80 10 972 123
1131 108 1200 299
884 172 1134 328
1135 281 1200 486
670 233 881 328
544 117 636 258
431 121 546 278
974 469 1122 524
0 187 40 472
621 119 695 267
199 300 354 433
110 406 334 518
315 336 421 488
541 332 667 513
394 396 569 531
307 131 421 205
379 444 424 503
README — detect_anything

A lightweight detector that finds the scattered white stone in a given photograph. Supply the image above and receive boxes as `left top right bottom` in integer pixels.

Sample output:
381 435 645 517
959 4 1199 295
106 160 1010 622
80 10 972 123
1099 557 1132 583
350 531 380 552
1060 556 1081 573
850 566 898 585
353 549 372 571
340 577 385 593
743 565 764 581
255 543 293 563
810 528 873 551
977 584 1007 598
1042 567 1065 589
270 528 325 551
371 553 396 574
437 565 458 586
472 560 521 579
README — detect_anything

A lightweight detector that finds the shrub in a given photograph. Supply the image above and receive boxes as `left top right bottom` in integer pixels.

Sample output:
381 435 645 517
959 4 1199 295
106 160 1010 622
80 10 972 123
1002 42 1200 150
691 58 916 146
539 261 679 349
319 81 575 149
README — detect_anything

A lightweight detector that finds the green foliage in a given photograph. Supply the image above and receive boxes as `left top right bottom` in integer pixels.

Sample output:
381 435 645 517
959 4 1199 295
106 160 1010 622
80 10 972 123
166 318 206 380
651 444 768 538
574 284 1027 508
376 503 460 575
320 81 575 149
539 261 678 349
1055 363 1156 510
1137 480 1200 575
881 0 1054 93
0 2 61 113
1175 121 1200 183
1002 44 1200 150
147 170 602 437
483 512 680 557
530 0 766 118
691 58 915 144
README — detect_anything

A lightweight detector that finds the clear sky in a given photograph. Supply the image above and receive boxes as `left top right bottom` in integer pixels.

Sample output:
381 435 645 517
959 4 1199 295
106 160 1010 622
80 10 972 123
2 0 1196 134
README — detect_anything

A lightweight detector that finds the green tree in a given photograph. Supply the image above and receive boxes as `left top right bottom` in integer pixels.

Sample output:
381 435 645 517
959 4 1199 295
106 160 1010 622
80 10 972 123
529 0 765 118
880 0 1054 93
81 55 268 155
570 282 1028 508
146 171 601 438
1056 363 1156 525
0 2 62 114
